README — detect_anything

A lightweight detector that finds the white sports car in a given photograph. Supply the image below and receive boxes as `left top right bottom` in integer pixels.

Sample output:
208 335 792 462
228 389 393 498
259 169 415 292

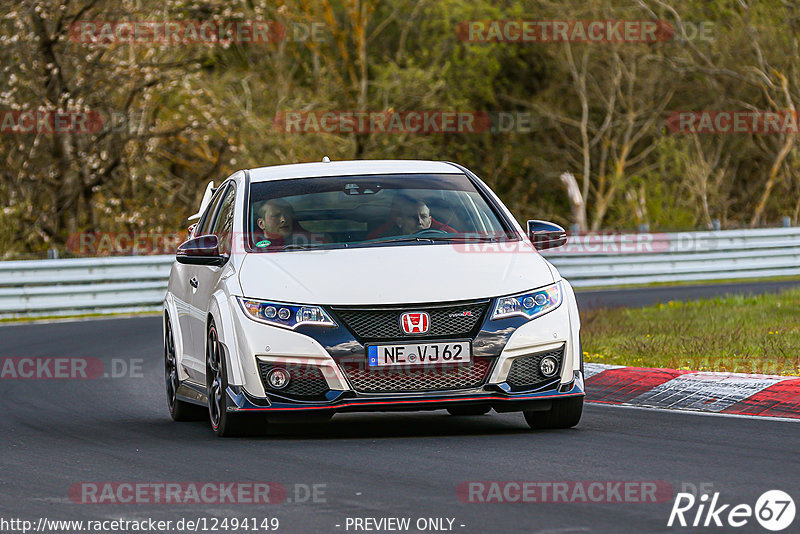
163 159 584 436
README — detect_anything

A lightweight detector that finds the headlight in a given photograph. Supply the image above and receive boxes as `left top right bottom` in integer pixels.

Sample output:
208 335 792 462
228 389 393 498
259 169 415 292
237 297 337 329
491 282 563 321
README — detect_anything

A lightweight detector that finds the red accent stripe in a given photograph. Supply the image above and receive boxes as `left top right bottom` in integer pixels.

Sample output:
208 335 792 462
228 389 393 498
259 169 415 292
721 378 800 419
236 392 583 412
585 367 691 404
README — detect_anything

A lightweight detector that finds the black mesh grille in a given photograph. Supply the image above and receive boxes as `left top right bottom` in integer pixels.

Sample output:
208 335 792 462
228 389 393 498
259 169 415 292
341 358 493 393
258 362 330 400
330 300 489 342
505 347 564 391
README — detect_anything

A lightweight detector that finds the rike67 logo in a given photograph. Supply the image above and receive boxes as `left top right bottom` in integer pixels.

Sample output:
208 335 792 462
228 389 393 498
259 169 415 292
668 490 795 531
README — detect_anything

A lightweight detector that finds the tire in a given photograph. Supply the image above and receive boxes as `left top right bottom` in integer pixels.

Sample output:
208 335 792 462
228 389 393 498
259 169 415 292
524 396 583 430
447 405 491 416
165 316 206 422
206 321 255 437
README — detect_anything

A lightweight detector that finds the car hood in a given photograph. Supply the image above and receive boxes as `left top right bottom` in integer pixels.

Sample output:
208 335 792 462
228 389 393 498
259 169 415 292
238 242 556 305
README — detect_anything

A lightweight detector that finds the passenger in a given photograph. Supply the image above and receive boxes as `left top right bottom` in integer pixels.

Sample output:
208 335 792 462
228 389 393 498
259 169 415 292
254 199 318 248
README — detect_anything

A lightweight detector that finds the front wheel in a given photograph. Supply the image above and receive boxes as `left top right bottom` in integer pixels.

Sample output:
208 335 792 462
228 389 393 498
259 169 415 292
206 321 252 437
524 397 583 430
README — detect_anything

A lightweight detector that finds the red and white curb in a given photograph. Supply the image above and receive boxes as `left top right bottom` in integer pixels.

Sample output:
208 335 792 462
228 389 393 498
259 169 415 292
584 363 800 420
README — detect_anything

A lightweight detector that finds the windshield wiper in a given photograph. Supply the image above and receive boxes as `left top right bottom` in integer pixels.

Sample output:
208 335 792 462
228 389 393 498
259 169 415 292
425 235 505 242
352 235 510 247
281 242 341 250
281 236 510 250
355 237 434 246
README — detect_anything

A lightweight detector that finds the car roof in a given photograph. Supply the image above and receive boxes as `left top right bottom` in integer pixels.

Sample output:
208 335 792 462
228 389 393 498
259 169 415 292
246 160 462 183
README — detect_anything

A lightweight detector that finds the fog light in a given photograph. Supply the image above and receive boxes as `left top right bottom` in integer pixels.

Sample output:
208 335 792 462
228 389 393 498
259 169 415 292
267 368 290 389
540 356 558 377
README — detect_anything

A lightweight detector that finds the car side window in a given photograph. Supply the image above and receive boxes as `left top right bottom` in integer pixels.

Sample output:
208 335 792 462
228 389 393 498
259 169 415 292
195 185 228 237
211 185 236 256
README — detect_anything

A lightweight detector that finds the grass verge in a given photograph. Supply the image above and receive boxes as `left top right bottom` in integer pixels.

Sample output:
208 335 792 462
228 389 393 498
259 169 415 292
580 287 800 375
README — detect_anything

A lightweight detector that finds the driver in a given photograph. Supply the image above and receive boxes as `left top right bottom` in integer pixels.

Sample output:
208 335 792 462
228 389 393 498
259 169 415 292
367 195 456 238
397 198 433 234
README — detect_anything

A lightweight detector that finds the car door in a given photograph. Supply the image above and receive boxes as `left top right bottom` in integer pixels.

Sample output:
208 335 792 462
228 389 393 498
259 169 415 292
177 185 229 381
190 183 236 382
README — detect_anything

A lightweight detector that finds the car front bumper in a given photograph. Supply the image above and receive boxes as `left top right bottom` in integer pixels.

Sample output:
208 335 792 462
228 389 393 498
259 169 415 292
223 280 584 415
224 371 584 414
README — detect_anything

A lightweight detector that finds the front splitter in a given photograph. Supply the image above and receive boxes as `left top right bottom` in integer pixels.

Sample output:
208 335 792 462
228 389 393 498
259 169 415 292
225 381 585 414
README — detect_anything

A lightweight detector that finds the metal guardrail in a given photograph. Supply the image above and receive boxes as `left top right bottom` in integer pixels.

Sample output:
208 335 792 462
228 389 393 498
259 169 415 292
0 256 174 318
542 227 800 287
1 227 799 318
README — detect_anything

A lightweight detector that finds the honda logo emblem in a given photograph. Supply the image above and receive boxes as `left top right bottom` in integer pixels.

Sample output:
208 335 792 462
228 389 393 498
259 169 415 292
400 312 430 334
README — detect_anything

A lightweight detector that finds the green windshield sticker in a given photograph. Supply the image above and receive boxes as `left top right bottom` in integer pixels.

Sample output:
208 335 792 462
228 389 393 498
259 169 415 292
255 240 271 248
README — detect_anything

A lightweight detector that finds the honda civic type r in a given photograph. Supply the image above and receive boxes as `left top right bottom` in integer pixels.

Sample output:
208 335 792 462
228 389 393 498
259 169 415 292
163 159 584 436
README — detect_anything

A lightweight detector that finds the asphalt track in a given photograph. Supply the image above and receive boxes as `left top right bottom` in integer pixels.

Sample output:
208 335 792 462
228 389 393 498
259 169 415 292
2 281 800 534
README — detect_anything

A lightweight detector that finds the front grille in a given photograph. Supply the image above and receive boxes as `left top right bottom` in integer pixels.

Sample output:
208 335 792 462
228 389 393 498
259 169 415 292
505 346 564 391
330 300 490 342
258 362 330 400
341 358 493 393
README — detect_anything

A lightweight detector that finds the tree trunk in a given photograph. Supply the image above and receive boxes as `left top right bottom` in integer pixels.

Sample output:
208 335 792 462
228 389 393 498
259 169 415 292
559 172 586 232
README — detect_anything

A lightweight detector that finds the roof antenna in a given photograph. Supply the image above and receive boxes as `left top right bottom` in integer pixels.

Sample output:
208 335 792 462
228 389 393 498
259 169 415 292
322 156 331 163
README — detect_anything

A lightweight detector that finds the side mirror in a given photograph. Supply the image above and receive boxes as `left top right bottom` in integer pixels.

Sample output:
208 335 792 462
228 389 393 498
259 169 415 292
527 220 567 250
176 235 226 266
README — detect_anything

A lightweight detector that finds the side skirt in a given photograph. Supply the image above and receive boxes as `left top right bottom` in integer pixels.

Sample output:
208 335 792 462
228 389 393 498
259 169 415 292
176 381 208 406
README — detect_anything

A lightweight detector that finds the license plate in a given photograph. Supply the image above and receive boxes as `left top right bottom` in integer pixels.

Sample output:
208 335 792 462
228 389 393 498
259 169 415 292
367 341 471 367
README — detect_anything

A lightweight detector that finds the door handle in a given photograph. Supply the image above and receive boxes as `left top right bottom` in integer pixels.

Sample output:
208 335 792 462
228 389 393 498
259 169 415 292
189 277 199 288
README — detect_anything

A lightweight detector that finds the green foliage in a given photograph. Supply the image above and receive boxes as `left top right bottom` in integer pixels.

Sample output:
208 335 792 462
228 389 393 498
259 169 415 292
1 0 800 257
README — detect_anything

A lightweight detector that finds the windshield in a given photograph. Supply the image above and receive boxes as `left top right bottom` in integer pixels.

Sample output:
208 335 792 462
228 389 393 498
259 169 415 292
246 173 517 251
